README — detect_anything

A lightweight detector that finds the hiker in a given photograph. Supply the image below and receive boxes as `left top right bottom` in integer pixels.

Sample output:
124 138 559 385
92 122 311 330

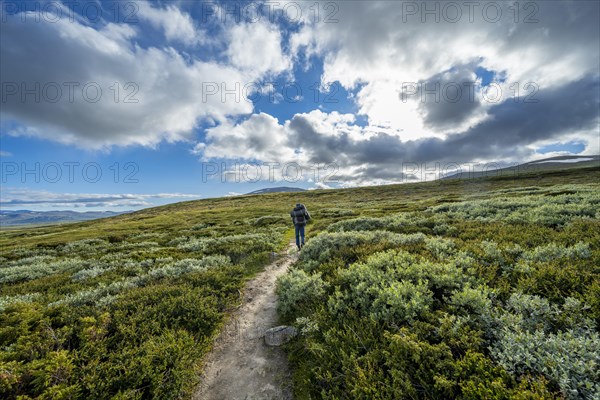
290 203 311 250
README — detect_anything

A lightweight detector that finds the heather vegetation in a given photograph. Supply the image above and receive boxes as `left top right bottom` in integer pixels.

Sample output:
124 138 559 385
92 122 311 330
0 200 291 399
276 169 600 400
1 166 599 399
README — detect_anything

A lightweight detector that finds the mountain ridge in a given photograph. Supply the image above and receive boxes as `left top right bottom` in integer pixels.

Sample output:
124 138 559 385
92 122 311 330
0 210 130 227
246 186 306 195
442 155 599 180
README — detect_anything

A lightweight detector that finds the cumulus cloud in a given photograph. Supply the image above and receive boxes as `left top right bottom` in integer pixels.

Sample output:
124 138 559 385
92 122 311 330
136 1 201 45
416 66 488 134
310 182 332 190
302 2 598 86
294 76 599 165
0 2 287 149
226 21 291 77
195 112 297 161
291 1 600 142
2 0 598 189
197 75 599 185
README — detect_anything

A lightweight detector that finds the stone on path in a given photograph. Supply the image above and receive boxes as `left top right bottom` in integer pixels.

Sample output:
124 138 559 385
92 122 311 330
264 326 298 347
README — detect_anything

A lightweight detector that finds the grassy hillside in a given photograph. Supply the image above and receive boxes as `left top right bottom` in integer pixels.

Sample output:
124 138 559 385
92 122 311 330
277 167 600 399
444 156 599 180
1 166 599 399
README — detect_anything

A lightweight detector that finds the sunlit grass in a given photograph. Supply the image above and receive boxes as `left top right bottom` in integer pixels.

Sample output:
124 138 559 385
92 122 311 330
0 165 598 399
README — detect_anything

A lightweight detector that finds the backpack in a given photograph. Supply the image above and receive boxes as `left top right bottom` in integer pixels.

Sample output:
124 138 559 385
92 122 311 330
295 211 306 224
292 207 307 225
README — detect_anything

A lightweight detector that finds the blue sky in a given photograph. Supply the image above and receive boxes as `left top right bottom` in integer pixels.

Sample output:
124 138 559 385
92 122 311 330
1 0 599 211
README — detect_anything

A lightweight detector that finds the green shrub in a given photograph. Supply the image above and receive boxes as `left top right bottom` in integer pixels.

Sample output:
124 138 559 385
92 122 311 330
276 270 327 320
491 329 600 399
0 293 41 312
1 258 90 284
327 212 435 234
298 231 426 272
424 237 456 259
429 187 599 227
316 208 357 218
253 215 286 227
520 242 591 263
278 181 600 398
178 232 278 263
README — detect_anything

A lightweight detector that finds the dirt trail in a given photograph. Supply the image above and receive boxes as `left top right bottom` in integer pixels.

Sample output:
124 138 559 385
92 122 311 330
193 244 297 400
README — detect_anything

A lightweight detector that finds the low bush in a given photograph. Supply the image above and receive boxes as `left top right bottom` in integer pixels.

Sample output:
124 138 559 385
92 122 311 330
492 329 599 399
298 231 426 272
253 215 286 227
178 232 278 263
0 218 286 399
279 182 599 399
276 270 327 319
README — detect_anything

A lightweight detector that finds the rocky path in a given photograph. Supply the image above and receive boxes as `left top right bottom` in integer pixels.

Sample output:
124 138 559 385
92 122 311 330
193 245 297 400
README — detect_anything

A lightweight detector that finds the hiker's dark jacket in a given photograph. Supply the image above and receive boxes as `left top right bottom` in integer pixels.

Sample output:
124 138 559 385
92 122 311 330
290 205 311 226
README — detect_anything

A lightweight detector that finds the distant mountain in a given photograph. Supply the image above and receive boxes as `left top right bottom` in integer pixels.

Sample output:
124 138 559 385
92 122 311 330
442 155 600 180
0 210 130 227
246 187 306 195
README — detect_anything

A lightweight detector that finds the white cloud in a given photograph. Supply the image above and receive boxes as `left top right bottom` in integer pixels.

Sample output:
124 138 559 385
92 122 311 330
196 112 297 161
310 182 332 190
226 21 291 77
137 1 201 45
197 74 599 186
0 188 201 209
195 109 379 184
291 1 600 141
2 0 597 188
528 128 600 157
1 7 255 149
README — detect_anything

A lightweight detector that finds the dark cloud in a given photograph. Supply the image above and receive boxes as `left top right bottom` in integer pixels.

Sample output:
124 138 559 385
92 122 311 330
334 164 416 183
0 7 251 148
288 116 351 164
417 66 484 131
297 1 600 84
288 75 599 177
441 75 600 161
